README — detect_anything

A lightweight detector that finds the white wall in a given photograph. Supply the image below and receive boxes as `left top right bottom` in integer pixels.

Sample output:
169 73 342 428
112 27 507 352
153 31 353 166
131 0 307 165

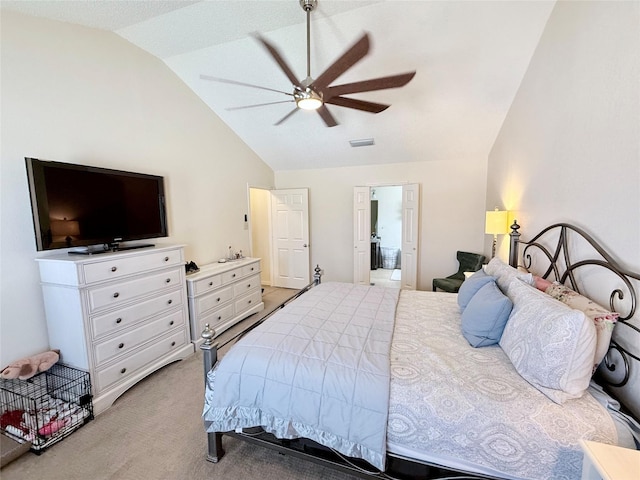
276 158 488 291
249 187 272 285
486 1 639 415
0 12 274 365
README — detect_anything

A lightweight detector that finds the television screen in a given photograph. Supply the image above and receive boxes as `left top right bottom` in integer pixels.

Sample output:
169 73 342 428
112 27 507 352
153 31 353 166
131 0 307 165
25 158 168 252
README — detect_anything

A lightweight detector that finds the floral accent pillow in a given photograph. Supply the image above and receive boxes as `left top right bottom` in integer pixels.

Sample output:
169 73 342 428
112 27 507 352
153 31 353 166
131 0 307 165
544 283 619 373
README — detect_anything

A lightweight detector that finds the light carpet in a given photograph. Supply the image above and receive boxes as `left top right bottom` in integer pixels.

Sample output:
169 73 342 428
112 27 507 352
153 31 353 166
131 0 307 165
390 269 401 281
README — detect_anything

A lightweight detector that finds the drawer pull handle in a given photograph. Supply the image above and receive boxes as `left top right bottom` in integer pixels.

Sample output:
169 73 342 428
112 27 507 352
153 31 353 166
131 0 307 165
217 316 222 320
111 266 117 272
120 368 127 374
118 343 124 349
169 320 174 326
171 341 176 347
116 318 122 324
164 257 169 262
248 300 252 304
209 282 213 286
166 278 171 283
232 273 236 278
247 284 251 288
217 297 221 302
251 267 254 271
113 292 120 298
168 299 173 305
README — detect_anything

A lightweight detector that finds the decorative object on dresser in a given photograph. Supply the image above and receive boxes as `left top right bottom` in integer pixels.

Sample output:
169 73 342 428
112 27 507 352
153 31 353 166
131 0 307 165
35 245 194 415
186 258 264 345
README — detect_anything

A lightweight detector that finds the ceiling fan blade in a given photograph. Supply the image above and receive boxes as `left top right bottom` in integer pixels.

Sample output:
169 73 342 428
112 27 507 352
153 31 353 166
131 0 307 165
313 33 371 91
325 96 389 113
324 72 416 99
274 108 299 126
199 75 293 96
317 106 338 127
254 34 302 88
226 100 295 111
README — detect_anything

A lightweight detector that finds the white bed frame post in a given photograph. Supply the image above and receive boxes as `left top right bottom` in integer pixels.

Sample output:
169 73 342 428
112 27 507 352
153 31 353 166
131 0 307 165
200 323 225 462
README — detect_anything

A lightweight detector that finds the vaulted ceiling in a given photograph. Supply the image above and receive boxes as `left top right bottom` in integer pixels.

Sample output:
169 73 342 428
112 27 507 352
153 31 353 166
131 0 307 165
1 0 556 171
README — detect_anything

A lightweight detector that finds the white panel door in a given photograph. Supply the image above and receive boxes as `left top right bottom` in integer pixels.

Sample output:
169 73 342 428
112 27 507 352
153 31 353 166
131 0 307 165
353 186 371 285
271 189 310 289
401 184 420 290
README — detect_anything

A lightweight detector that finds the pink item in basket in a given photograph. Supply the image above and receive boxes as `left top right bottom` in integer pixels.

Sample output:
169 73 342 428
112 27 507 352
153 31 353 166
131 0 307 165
38 418 69 436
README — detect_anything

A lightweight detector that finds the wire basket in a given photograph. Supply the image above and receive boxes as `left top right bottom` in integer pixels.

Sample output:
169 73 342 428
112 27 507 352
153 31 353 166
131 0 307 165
0 363 93 452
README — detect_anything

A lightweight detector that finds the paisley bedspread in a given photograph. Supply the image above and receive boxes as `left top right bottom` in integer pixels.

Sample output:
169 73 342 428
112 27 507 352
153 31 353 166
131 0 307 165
387 290 618 480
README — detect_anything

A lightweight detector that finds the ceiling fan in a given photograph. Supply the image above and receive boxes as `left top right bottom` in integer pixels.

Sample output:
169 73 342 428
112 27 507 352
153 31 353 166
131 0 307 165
200 0 416 127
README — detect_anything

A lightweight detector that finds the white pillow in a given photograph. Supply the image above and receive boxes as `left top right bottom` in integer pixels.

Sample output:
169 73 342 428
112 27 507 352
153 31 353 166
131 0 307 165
484 257 534 298
499 279 596 404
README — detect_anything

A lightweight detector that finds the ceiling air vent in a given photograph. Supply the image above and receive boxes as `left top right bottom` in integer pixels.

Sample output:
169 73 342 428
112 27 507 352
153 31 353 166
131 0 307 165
349 138 375 147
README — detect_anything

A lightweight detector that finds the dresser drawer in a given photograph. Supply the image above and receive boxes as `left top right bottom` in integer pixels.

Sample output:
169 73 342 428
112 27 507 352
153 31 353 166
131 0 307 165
242 262 260 277
95 329 188 393
195 286 233 315
190 274 222 296
87 267 182 312
221 268 243 285
91 288 184 339
235 289 262 315
83 249 183 284
94 309 184 367
200 303 235 331
233 274 261 297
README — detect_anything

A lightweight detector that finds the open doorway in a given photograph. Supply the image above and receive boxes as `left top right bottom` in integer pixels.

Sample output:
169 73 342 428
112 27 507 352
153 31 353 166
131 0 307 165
370 186 402 287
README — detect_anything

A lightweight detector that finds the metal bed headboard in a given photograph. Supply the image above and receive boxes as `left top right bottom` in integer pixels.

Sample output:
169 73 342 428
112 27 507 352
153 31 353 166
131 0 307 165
508 222 640 415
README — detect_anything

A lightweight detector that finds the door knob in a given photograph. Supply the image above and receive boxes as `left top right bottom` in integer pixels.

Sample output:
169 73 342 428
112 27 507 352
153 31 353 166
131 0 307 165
303 244 308 247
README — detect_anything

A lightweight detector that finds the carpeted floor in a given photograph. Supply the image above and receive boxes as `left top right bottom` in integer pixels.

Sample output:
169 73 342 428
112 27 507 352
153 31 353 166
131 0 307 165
1 287 359 480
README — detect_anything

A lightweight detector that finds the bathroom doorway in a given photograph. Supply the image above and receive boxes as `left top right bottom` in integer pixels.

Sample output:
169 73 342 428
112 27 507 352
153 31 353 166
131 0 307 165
369 186 403 287
354 184 419 289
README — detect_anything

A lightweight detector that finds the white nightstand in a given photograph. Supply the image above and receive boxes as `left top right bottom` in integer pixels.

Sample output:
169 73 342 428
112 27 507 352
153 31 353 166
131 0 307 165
580 440 640 480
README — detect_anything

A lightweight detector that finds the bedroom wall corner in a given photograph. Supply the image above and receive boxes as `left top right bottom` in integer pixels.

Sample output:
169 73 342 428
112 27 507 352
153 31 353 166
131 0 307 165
486 0 640 270
0 11 274 366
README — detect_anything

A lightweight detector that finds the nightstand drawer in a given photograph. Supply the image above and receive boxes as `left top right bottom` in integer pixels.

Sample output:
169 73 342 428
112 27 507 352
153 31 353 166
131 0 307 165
91 288 184 339
83 250 183 284
87 267 182 312
94 309 184 367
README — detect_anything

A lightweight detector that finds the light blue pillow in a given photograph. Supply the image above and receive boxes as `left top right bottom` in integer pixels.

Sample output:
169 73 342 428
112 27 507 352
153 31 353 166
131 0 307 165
461 280 513 347
457 269 494 311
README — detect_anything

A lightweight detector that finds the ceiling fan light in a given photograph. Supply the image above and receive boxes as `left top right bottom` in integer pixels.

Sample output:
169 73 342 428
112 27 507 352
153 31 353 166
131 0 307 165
297 97 323 110
295 88 323 110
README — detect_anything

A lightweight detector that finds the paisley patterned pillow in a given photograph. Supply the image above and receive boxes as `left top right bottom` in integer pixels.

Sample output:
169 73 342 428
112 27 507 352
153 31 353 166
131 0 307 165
544 283 619 372
500 279 596 404
484 257 534 298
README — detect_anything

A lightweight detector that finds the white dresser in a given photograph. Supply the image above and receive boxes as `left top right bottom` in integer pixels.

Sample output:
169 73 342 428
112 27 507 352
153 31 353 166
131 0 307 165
186 258 264 344
35 245 194 415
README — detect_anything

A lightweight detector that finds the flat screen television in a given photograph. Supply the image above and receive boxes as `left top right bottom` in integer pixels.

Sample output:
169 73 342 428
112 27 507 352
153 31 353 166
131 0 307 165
25 157 168 253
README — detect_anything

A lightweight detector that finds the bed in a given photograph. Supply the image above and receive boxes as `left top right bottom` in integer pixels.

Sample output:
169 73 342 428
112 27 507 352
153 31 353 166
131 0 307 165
200 223 640 479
